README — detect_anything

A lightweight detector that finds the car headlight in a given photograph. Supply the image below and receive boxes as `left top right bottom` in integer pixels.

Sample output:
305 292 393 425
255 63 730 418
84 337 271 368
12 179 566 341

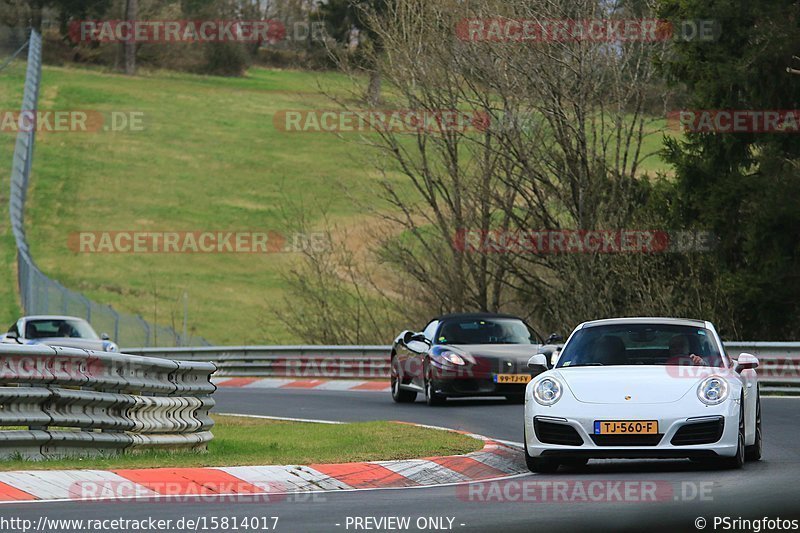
440 351 465 365
533 377 562 406
104 342 119 353
697 376 728 405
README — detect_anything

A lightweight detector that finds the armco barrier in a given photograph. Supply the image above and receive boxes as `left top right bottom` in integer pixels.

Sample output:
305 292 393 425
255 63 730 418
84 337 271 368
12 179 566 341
125 346 391 378
125 343 800 394
0 345 216 459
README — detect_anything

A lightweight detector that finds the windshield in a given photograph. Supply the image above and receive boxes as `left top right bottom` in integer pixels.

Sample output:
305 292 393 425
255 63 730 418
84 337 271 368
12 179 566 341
435 318 537 345
25 319 98 340
556 323 726 368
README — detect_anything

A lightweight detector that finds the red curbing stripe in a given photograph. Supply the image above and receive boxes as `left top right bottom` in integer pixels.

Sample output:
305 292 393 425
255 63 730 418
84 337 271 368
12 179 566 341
282 380 326 389
217 377 260 388
309 463 419 489
113 468 264 495
0 481 37 501
350 381 390 391
426 456 508 480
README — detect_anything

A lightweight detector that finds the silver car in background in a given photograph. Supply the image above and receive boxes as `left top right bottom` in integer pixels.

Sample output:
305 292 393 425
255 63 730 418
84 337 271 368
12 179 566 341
1 315 119 352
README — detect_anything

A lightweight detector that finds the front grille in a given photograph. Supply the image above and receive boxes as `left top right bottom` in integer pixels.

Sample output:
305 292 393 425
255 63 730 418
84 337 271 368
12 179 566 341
671 418 725 446
534 418 584 446
590 434 663 446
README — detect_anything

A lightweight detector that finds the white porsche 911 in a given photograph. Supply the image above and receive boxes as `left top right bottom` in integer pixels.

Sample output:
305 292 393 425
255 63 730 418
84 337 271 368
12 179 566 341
523 317 762 472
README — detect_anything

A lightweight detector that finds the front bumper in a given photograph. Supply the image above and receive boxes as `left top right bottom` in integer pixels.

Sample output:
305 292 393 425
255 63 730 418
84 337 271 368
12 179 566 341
433 378 528 397
524 395 741 459
430 360 534 397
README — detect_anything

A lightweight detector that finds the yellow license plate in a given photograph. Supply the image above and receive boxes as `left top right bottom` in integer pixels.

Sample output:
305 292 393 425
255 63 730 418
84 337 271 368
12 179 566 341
495 374 533 384
594 420 658 434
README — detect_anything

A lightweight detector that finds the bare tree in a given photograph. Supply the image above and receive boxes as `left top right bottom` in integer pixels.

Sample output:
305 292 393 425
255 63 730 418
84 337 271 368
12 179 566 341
279 0 722 339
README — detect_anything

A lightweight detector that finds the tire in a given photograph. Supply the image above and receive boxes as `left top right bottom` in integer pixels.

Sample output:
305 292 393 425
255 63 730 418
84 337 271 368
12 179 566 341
745 391 762 461
716 401 745 469
524 428 559 473
390 356 417 403
424 361 446 406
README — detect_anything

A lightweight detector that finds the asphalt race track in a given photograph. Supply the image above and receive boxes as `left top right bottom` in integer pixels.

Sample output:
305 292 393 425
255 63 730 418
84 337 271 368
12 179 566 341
4 388 800 533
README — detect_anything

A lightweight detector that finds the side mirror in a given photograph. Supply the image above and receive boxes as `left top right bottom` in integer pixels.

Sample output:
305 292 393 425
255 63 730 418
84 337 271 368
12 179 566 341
5 330 17 339
402 331 430 354
546 333 563 344
100 332 110 340
736 352 759 372
527 353 548 370
402 331 427 345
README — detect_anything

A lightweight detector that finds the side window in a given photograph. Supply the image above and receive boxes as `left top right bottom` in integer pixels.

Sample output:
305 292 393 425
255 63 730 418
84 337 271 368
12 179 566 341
422 320 439 343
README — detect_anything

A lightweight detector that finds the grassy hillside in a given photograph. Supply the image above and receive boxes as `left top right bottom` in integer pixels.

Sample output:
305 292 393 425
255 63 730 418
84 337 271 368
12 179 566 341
0 63 673 345
0 64 415 344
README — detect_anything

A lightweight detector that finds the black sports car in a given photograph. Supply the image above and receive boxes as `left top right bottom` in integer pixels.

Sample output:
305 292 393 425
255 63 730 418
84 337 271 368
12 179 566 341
390 313 562 405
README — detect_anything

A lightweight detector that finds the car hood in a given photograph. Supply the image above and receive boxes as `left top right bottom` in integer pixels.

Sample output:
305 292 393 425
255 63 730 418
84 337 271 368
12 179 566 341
33 337 107 351
448 344 542 360
553 366 726 404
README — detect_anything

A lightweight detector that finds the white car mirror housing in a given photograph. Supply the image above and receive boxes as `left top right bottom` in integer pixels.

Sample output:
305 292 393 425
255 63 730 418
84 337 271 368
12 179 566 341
528 353 548 370
736 352 759 372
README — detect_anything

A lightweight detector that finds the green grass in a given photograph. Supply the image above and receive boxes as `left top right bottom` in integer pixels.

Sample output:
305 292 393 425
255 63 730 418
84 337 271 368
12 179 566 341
0 415 483 471
0 63 415 344
0 62 675 345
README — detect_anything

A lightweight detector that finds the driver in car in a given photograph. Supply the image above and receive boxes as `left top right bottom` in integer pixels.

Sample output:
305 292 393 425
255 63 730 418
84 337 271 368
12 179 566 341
668 334 707 366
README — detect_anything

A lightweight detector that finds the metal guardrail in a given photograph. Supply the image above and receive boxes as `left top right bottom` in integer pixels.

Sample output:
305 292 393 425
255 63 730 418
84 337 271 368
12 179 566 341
724 342 800 394
7 30 209 347
0 345 216 459
125 343 800 394
126 346 391 378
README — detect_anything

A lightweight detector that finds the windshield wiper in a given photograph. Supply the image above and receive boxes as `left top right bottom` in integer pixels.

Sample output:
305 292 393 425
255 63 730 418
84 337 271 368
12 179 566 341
568 362 604 367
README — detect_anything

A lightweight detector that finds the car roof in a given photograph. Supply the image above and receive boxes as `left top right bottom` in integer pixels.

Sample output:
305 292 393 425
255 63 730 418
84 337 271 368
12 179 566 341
433 312 523 322
579 317 712 329
19 315 89 322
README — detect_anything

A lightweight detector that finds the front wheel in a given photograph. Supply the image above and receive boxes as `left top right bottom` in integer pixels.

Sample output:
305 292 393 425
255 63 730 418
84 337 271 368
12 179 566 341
745 392 762 461
424 361 446 406
715 402 745 469
391 357 417 403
